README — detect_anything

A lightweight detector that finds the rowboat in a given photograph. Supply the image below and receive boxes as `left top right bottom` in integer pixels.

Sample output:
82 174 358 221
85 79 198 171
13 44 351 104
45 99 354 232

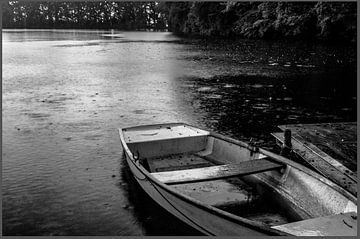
118 123 357 236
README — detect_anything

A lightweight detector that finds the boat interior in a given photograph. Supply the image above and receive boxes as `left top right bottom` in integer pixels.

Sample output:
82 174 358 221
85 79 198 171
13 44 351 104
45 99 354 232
122 123 357 236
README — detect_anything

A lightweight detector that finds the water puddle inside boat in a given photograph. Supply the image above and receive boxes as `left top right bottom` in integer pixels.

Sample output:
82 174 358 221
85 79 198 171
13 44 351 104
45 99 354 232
214 185 295 227
171 177 296 227
143 152 297 227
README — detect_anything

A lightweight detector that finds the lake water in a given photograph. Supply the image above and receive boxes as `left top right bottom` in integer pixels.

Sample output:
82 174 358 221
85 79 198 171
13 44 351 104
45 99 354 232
2 29 356 235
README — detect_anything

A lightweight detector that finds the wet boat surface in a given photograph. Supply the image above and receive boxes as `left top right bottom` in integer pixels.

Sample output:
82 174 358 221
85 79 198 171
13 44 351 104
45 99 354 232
119 123 357 236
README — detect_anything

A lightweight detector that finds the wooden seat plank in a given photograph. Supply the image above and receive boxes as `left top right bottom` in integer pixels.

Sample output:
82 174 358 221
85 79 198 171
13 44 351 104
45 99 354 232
151 158 284 185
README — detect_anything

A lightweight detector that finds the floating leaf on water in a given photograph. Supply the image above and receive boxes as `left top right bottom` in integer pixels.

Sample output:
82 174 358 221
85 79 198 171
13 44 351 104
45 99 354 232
268 63 279 66
206 94 222 99
197 86 213 92
251 84 264 88
287 115 299 120
296 64 315 68
224 84 236 88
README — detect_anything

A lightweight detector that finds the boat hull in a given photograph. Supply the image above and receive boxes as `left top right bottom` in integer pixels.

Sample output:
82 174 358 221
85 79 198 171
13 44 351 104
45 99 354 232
119 123 356 236
123 151 273 236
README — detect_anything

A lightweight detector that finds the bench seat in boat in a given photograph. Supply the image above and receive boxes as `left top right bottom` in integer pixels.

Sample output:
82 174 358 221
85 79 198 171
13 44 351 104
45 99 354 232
146 153 215 173
151 158 284 185
123 124 209 143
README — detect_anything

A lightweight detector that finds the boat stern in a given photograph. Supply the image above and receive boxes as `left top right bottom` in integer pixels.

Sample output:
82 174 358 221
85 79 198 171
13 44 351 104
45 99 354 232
119 123 210 159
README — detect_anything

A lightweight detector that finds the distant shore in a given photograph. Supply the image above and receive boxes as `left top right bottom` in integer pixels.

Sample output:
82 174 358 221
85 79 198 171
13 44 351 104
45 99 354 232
2 2 356 43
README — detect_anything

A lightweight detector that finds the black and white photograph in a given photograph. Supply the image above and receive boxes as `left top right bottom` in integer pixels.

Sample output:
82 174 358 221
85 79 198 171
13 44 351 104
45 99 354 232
2 1 358 236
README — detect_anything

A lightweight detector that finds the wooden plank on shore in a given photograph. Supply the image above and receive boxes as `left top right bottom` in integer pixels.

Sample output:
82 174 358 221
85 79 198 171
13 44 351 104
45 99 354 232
278 122 356 172
272 132 357 196
291 133 356 181
151 158 284 185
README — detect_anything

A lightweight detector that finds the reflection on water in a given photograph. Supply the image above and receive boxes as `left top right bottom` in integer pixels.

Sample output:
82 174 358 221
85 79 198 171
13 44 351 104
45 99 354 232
2 29 356 235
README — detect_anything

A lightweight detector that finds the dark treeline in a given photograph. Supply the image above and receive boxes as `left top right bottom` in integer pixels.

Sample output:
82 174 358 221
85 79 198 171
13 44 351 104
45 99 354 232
166 2 356 42
2 1 356 42
2 1 168 30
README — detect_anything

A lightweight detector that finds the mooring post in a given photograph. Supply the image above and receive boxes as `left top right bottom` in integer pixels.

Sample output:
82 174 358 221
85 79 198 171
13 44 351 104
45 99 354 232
280 129 292 156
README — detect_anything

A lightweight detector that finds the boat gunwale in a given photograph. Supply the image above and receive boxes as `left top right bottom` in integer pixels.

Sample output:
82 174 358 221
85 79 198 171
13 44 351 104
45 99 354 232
122 122 186 131
209 130 357 203
118 124 290 236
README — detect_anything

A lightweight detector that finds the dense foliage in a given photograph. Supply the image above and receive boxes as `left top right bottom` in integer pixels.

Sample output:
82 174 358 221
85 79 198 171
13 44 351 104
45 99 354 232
166 2 357 42
2 1 356 41
2 1 168 30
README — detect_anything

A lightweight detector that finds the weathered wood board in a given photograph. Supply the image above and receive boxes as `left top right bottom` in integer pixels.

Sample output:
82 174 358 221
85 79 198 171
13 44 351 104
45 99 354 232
147 153 214 173
279 122 356 172
272 122 357 196
151 158 284 185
